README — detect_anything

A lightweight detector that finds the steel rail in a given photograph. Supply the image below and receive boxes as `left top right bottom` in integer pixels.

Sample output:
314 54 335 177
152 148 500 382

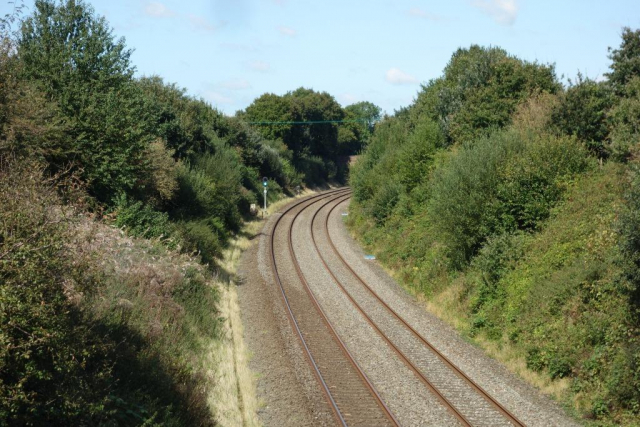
321 195 526 427
309 194 473 426
268 188 399 427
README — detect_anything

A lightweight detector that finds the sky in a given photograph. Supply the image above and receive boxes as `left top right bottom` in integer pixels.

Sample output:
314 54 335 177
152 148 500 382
4 0 640 115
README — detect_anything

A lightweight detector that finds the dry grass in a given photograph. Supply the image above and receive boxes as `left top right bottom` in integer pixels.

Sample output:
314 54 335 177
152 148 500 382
209 189 315 427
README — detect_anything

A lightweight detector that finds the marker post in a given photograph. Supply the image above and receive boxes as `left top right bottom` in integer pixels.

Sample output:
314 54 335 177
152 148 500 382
262 177 268 217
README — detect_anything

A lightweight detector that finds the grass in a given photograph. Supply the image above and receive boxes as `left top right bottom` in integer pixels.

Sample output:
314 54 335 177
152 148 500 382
207 188 316 427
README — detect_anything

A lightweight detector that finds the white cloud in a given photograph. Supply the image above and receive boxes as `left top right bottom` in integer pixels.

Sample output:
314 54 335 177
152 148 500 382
248 60 271 72
220 79 251 90
472 0 518 26
144 2 175 18
188 14 218 32
278 26 297 37
408 7 442 21
385 68 419 85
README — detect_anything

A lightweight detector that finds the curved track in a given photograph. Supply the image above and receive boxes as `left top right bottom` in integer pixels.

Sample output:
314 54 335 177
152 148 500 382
269 188 528 426
268 189 398 426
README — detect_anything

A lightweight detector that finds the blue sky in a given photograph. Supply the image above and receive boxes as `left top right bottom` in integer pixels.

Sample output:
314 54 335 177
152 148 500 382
4 0 640 115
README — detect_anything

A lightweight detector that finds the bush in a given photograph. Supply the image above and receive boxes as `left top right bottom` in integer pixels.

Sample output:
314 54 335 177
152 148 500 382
618 160 640 308
177 219 224 265
0 159 219 425
172 154 241 233
608 77 640 161
369 180 403 224
429 45 559 144
112 193 174 240
140 138 179 206
550 75 614 157
429 129 590 268
0 160 111 423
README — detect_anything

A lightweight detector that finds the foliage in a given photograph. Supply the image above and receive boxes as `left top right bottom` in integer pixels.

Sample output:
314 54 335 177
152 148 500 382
177 219 224 266
551 75 615 157
619 160 640 310
136 76 229 159
243 88 372 185
471 166 639 420
608 77 640 161
607 27 640 91
19 0 152 201
0 160 110 423
429 129 590 268
415 45 559 145
0 160 217 425
140 138 179 206
0 38 65 161
112 193 174 240
338 101 382 154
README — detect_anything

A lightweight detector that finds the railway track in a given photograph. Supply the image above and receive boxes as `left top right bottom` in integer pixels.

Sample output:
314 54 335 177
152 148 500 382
268 188 398 427
269 188 527 426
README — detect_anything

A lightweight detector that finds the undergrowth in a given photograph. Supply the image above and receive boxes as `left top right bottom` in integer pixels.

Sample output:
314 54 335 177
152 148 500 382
0 159 223 425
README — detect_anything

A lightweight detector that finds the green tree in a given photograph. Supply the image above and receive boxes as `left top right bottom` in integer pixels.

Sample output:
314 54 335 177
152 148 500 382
418 45 559 145
243 92 293 141
551 75 614 157
137 76 230 160
607 27 640 90
339 101 381 154
19 0 151 201
244 88 349 184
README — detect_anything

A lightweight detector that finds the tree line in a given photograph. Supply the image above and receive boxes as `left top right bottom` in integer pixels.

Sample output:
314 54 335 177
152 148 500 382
0 0 378 424
349 32 640 424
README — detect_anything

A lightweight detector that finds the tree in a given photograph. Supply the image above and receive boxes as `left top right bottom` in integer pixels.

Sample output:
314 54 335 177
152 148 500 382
243 93 293 142
286 88 344 159
243 88 349 184
607 27 640 90
339 101 381 154
551 75 614 157
345 101 381 132
137 76 229 160
423 45 559 145
18 0 151 201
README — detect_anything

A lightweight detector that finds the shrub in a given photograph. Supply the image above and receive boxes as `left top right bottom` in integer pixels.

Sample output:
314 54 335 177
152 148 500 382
550 75 615 157
396 119 442 192
172 155 240 233
618 160 640 308
112 193 174 240
369 180 403 224
429 129 590 268
177 219 224 265
141 138 179 206
608 77 640 161
430 45 559 144
0 160 111 423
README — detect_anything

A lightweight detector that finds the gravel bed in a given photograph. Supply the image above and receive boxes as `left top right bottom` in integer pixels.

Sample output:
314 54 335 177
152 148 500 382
292 198 461 426
271 196 396 426
237 199 334 427
327 198 581 427
311 198 512 426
